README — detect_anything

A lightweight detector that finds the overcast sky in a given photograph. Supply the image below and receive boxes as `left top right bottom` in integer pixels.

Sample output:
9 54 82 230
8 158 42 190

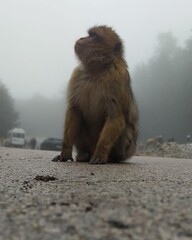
0 0 192 99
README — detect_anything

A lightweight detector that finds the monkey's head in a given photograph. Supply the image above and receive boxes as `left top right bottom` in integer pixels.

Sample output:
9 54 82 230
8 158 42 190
75 25 124 71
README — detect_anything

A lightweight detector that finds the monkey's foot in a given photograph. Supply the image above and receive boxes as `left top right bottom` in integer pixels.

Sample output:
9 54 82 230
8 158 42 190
76 152 90 162
89 157 107 164
51 155 74 162
52 155 61 162
108 154 124 163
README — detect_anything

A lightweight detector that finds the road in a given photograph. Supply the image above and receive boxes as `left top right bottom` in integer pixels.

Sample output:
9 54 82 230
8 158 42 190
0 147 192 240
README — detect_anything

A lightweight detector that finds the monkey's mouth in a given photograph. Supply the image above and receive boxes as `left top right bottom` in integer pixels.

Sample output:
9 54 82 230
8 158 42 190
74 43 86 59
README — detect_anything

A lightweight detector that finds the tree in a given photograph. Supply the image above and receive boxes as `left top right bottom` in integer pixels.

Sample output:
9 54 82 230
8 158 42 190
0 81 19 137
155 32 178 59
133 32 192 143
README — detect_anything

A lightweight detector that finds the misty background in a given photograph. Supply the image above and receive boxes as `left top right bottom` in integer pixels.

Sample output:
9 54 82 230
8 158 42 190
0 0 192 143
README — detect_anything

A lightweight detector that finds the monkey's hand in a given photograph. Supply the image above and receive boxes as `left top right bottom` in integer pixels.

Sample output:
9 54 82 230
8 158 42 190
51 154 74 162
89 156 107 164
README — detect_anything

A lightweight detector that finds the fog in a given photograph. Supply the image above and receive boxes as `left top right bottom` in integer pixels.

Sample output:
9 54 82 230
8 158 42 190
0 0 192 99
0 0 192 143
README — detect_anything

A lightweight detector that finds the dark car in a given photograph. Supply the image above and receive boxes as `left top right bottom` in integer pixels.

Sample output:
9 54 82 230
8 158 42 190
40 138 62 151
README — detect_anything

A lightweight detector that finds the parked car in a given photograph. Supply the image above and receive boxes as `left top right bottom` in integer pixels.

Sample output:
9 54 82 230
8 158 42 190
4 128 25 148
40 138 62 151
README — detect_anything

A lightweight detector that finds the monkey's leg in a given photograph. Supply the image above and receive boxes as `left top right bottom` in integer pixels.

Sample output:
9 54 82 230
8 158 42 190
90 116 125 164
109 130 137 162
108 134 126 162
124 130 137 159
52 107 82 162
76 152 90 162
75 130 91 162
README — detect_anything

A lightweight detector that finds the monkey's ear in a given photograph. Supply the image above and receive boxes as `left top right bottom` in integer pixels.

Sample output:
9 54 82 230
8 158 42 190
114 42 122 53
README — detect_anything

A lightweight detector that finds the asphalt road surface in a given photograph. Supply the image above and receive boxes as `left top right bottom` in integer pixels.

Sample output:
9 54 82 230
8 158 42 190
0 147 192 240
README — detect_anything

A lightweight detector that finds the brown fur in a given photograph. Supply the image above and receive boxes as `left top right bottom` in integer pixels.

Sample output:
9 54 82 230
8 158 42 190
52 25 138 164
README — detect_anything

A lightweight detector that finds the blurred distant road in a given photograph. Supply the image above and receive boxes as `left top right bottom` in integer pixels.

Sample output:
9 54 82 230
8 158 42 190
0 147 192 240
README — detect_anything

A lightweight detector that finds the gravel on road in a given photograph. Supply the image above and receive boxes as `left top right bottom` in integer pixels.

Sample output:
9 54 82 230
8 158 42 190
0 147 192 240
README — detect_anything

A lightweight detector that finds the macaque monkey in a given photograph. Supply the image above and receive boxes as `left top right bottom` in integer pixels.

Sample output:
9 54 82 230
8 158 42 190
52 25 138 164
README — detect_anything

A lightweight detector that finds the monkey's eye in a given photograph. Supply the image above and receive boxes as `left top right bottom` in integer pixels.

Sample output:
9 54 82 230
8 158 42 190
89 31 101 42
89 31 98 38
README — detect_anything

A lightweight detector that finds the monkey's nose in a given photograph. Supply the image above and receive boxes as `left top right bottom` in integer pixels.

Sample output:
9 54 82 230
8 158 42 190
76 37 86 45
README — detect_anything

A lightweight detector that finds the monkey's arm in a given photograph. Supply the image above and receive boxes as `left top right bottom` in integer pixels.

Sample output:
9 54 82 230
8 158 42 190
52 107 81 162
